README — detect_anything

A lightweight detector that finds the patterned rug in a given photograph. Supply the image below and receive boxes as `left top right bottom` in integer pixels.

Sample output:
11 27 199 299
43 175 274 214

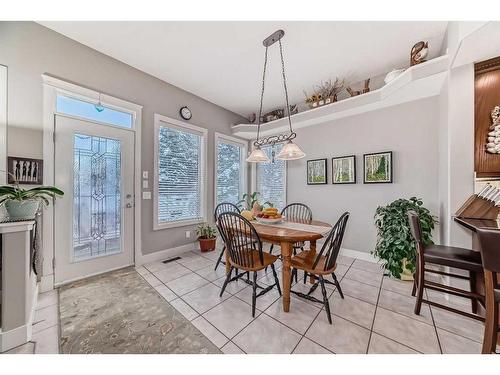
59 267 220 354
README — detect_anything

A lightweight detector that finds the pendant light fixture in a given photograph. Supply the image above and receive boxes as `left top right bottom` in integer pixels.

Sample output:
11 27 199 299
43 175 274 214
246 30 305 163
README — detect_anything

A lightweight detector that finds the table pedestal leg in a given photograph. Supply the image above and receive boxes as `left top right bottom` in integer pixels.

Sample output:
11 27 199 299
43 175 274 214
309 240 317 284
281 241 292 312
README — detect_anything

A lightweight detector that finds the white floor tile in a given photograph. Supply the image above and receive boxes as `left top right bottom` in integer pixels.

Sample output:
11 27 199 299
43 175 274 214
170 298 198 321
265 297 321 334
153 284 177 302
36 290 58 310
372 307 440 353
32 325 59 354
368 333 419 354
203 296 258 338
233 313 302 354
32 303 59 334
182 283 230 314
221 341 245 354
292 337 332 354
306 314 371 354
166 272 209 296
140 272 162 287
344 267 384 287
192 316 229 348
329 293 376 329
437 328 482 354
153 264 191 284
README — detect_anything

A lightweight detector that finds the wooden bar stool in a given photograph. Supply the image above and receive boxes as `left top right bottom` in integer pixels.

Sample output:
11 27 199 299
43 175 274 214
477 227 500 354
217 212 281 317
407 211 484 321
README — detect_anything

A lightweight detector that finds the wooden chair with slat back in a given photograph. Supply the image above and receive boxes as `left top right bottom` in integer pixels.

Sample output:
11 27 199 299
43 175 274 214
290 212 349 324
268 203 313 280
217 212 281 317
213 202 240 271
477 227 500 354
407 211 485 322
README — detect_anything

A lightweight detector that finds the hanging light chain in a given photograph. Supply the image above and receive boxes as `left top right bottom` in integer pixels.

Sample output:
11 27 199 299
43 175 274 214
256 46 269 143
278 39 293 134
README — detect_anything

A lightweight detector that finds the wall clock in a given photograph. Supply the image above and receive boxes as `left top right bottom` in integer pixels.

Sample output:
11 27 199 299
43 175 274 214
180 106 192 120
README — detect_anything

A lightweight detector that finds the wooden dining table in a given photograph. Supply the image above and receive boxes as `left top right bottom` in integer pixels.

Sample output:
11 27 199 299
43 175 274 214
225 219 332 313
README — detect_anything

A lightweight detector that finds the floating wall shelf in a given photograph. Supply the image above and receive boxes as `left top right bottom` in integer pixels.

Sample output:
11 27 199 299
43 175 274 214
232 55 449 140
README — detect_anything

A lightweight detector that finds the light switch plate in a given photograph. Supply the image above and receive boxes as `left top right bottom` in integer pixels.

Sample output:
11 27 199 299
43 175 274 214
142 180 148 189
142 171 148 179
142 191 151 200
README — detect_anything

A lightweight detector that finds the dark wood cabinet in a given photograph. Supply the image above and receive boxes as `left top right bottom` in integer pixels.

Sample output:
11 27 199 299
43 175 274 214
474 57 500 178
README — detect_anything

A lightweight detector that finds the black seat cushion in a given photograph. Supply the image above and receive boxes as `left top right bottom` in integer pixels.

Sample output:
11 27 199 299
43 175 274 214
424 244 483 272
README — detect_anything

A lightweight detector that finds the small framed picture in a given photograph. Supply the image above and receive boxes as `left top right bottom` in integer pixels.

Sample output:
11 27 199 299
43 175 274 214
363 151 393 184
307 158 327 185
7 156 44 185
332 155 356 184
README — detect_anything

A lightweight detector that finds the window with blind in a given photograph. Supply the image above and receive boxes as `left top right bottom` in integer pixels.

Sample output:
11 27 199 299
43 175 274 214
154 116 207 229
255 144 286 211
215 134 246 206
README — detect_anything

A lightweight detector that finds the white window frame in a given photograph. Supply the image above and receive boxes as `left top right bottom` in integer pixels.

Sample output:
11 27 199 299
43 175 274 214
153 113 208 230
214 132 248 207
251 143 288 208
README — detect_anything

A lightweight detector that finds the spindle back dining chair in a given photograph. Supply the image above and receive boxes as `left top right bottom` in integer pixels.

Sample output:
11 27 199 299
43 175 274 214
477 227 500 354
268 203 313 280
408 211 484 321
213 202 240 271
217 212 281 317
290 212 349 324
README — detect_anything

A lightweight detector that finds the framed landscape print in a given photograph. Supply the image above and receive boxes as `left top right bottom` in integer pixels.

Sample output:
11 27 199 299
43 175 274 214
332 155 356 184
363 151 392 183
307 158 327 185
7 156 43 185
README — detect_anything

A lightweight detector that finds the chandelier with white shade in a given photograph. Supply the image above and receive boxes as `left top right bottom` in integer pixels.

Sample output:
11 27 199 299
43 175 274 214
246 30 306 163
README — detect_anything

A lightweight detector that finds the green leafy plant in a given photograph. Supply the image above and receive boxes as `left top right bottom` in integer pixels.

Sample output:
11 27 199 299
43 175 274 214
196 224 217 239
0 185 64 206
236 192 271 211
373 197 437 279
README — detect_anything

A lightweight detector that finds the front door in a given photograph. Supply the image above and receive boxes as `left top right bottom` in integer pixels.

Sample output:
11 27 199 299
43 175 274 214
54 114 135 284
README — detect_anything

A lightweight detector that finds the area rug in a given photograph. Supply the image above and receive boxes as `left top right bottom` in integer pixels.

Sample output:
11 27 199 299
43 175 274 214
59 267 220 354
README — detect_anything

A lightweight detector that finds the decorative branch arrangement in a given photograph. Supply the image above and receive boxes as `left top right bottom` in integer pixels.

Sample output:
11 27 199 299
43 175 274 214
304 78 344 108
346 78 370 97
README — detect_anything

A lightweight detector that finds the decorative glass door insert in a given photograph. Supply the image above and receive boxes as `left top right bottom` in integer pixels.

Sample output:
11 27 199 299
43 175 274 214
73 133 122 261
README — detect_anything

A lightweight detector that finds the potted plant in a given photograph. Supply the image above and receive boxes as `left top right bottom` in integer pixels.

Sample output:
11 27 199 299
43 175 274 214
0 184 64 221
373 197 438 280
196 223 218 252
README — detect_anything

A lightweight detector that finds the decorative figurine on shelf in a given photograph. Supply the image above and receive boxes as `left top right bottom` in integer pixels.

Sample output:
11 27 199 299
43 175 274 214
304 78 344 109
410 41 428 66
261 108 284 123
247 113 256 124
346 78 370 97
486 106 500 154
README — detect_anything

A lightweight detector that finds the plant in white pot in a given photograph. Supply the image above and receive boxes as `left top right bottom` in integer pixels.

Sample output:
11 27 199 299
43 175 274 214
0 184 64 221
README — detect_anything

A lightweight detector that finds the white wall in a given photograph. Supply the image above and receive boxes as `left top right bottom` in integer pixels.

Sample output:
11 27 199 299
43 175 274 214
287 97 440 254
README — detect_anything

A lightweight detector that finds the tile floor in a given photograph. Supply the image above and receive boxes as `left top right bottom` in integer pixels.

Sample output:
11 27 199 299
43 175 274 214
5 246 492 354
135 248 487 354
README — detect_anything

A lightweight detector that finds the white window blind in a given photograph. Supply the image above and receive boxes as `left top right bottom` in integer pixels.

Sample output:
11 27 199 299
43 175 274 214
216 137 245 206
256 144 286 210
156 122 205 226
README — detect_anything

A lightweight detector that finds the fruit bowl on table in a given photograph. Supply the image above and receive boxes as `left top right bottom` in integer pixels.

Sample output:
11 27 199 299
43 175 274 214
255 216 284 224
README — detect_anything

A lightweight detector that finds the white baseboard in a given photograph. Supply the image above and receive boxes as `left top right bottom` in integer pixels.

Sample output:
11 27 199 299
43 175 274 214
339 247 378 263
39 274 54 292
136 242 197 266
0 283 37 353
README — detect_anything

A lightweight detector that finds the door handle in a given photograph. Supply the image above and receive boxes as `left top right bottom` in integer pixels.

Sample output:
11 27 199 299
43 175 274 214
126 203 133 208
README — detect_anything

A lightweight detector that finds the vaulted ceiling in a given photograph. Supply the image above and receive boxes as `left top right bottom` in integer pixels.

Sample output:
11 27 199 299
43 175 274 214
39 21 448 117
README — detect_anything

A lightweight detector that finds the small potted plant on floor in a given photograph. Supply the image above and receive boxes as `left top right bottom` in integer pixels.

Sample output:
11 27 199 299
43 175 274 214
373 197 437 280
196 223 218 252
0 177 64 221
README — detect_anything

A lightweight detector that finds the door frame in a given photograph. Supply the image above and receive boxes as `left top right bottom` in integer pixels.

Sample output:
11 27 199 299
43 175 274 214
42 74 142 290
0 65 7 185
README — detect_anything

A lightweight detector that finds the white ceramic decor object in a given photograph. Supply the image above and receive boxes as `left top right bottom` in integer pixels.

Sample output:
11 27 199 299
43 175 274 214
486 106 500 154
384 69 405 84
